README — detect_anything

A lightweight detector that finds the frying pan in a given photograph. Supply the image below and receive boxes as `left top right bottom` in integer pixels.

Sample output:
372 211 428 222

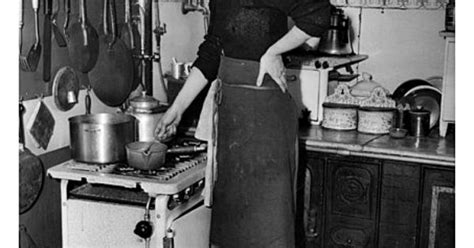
392 79 441 129
89 0 134 107
126 141 207 170
19 102 44 214
391 79 431 100
67 0 99 73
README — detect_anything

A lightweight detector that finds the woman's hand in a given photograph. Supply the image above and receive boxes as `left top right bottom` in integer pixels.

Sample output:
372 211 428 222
256 52 287 93
154 105 183 142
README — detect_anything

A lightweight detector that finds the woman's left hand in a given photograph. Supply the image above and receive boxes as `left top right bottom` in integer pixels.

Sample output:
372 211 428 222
256 52 287 93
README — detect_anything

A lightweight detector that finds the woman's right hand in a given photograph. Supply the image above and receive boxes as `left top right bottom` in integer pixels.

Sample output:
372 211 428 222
154 105 183 142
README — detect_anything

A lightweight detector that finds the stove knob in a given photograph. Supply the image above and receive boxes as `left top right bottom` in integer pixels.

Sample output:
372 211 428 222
134 220 153 239
322 61 329 69
197 179 204 189
314 60 322 69
172 193 182 204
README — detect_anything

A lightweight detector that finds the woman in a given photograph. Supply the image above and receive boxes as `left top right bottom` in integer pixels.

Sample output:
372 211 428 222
155 1 331 247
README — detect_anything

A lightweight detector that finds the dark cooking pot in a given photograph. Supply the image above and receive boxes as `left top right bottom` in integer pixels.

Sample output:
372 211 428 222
69 113 136 164
126 141 168 170
126 141 207 170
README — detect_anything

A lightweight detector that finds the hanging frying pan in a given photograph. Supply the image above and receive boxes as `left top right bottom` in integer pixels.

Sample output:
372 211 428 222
67 0 99 73
89 0 134 107
19 102 44 215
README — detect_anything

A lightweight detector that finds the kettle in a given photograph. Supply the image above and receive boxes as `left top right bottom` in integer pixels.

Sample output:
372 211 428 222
126 92 168 142
317 8 354 56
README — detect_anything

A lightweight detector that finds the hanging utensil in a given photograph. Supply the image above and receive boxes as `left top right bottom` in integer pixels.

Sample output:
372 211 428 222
85 86 91 114
63 0 70 38
51 0 67 47
120 0 141 91
67 0 99 73
19 102 45 214
43 0 52 82
19 0 30 71
52 66 80 111
25 0 42 72
27 97 56 150
89 0 134 107
120 0 136 50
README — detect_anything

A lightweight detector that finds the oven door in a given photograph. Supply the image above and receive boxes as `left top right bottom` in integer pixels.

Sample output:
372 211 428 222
65 197 211 248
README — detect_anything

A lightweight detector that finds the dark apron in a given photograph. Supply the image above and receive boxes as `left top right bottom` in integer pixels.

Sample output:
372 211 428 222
211 56 298 248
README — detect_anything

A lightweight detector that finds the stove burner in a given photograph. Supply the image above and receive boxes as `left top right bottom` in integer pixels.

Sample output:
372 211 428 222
66 136 207 181
112 154 206 181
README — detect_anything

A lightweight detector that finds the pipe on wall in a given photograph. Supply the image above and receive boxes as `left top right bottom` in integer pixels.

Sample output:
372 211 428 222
138 0 153 95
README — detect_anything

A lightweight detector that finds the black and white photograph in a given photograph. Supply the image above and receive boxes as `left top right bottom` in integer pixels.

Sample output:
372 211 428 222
9 0 468 247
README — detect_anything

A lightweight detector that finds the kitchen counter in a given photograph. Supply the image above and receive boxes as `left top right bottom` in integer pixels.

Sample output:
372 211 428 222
299 125 455 167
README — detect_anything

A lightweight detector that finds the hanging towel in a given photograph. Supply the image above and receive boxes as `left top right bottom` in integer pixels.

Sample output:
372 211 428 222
195 79 221 207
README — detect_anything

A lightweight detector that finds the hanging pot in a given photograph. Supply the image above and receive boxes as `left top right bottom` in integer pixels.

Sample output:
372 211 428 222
89 0 134 107
19 103 44 214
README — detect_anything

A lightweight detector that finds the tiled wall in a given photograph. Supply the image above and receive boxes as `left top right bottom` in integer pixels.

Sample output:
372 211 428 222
331 0 450 9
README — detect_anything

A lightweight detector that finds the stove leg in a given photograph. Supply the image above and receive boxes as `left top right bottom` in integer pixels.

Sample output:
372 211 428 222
60 180 69 247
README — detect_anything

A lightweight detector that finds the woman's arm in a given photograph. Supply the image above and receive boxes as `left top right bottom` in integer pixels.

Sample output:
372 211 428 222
154 67 208 140
155 0 222 141
256 25 313 92
257 0 332 92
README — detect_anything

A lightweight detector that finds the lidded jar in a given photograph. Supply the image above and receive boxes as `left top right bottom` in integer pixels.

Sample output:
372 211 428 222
126 92 168 142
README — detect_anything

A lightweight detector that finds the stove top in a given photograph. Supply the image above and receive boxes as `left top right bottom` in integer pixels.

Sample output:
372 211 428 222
48 137 208 195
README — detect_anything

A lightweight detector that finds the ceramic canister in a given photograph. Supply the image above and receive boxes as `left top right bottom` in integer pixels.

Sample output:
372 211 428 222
322 103 358 130
357 107 396 134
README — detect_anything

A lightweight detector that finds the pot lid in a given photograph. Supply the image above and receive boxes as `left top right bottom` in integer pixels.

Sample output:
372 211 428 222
130 92 160 110
322 102 358 109
351 72 385 98
409 107 430 116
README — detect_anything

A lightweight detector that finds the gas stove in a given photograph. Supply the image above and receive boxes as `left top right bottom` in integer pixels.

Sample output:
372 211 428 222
49 138 207 195
47 137 211 248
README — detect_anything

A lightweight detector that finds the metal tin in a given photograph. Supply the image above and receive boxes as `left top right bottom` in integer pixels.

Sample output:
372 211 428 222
408 109 430 137
357 107 395 134
321 103 358 130
127 93 167 142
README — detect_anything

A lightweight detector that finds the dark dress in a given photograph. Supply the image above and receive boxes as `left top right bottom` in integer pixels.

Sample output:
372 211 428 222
191 1 331 247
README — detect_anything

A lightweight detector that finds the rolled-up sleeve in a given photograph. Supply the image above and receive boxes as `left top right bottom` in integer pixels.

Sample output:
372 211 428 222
268 0 332 37
192 0 223 82
192 34 222 82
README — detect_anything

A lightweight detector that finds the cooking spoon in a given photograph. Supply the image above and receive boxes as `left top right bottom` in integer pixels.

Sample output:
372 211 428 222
25 0 42 72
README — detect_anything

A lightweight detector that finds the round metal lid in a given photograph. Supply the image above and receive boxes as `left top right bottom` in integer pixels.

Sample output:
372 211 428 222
130 92 160 110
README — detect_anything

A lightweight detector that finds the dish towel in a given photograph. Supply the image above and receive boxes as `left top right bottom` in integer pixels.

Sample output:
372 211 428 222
195 79 221 207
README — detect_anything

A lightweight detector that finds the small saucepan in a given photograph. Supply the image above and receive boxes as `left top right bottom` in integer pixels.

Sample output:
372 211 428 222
126 141 206 170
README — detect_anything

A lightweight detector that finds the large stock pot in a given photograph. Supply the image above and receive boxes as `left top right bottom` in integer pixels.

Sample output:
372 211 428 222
69 113 136 164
